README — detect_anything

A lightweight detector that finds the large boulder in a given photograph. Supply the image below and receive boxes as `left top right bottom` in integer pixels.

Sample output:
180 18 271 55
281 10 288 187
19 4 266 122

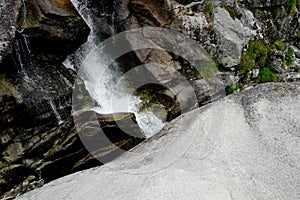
213 6 256 67
15 82 300 200
18 0 90 63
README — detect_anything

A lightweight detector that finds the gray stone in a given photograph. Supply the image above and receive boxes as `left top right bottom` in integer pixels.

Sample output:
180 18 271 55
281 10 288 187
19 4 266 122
291 46 300 59
213 6 255 67
270 58 284 73
251 68 260 78
16 82 300 200
0 0 21 63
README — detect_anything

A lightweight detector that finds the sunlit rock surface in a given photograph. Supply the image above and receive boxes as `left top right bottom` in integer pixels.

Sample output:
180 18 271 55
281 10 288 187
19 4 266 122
16 82 300 200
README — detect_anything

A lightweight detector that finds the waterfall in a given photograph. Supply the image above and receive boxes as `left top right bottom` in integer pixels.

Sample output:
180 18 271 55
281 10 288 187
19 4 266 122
63 0 98 71
49 100 63 125
14 35 31 81
12 0 65 125
13 33 64 125
83 52 165 137
66 0 165 137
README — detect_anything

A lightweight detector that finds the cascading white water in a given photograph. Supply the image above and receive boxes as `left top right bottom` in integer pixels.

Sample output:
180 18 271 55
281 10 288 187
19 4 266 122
66 0 165 138
49 100 63 125
14 36 31 81
63 0 98 71
83 53 165 137
14 34 64 125
14 9 64 126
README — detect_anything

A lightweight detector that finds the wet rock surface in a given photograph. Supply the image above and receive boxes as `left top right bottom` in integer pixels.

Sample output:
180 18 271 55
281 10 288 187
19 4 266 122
0 0 90 197
17 0 90 63
0 109 143 198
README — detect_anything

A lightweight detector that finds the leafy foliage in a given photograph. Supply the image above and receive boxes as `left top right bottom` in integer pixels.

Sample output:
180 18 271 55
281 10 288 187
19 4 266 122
273 7 281 18
223 5 242 19
285 47 294 65
225 83 242 95
271 40 286 51
253 8 259 17
203 1 213 15
238 40 269 75
257 67 278 83
286 0 298 15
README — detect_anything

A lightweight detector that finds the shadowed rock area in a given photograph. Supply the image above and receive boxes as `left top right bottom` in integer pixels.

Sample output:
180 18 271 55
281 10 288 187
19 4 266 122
16 82 300 200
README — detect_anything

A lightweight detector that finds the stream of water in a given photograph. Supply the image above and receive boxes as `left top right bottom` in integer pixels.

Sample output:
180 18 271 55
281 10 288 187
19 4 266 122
14 31 64 125
66 0 165 138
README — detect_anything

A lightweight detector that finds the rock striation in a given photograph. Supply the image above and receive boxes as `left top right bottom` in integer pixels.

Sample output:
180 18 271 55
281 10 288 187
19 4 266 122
0 110 143 198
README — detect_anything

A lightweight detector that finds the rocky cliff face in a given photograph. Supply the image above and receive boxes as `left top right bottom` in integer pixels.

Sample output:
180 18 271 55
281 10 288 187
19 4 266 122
0 0 151 198
15 82 300 200
0 0 300 198
0 0 89 197
104 0 299 106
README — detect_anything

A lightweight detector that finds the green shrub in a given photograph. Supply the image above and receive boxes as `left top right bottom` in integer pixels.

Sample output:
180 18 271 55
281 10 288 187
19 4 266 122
277 23 283 31
238 40 269 74
285 79 291 83
249 40 269 63
239 53 256 74
285 47 294 65
223 5 242 19
225 83 242 95
271 40 286 51
203 1 213 15
286 0 297 15
257 67 278 83
273 7 281 18
253 8 259 16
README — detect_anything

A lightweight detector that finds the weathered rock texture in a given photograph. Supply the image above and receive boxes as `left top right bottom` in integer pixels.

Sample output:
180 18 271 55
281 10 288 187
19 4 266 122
213 6 255 67
112 0 299 103
16 82 300 200
244 0 300 82
0 0 21 64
